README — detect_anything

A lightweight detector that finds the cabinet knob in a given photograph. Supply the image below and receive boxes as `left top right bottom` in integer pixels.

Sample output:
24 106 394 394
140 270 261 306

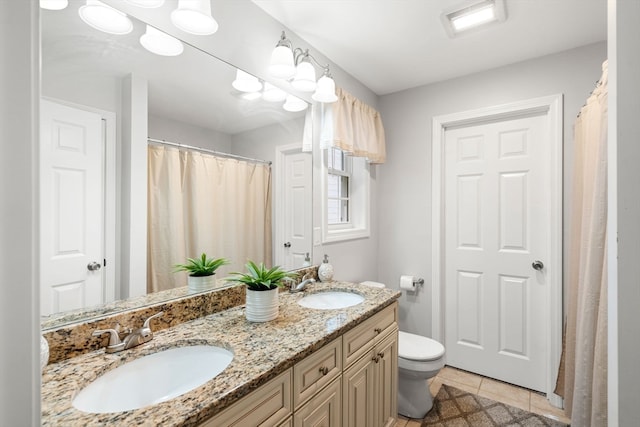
374 328 382 334
378 352 385 359
372 355 380 363
318 366 329 375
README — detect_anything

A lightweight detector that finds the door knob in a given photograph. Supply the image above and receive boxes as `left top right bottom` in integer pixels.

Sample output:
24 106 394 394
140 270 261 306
283 242 291 248
87 261 102 271
532 260 544 271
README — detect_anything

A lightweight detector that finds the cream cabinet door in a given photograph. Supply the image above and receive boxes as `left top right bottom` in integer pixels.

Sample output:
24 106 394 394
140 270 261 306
343 348 376 427
294 378 341 427
374 331 398 427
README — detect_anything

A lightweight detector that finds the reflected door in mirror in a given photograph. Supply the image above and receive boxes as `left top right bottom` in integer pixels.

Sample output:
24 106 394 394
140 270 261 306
40 100 105 315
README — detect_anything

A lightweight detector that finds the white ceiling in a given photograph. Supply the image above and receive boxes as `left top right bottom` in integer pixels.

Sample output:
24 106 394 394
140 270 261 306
253 0 607 95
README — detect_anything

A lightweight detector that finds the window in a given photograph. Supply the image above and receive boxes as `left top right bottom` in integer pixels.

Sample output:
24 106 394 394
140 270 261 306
327 148 350 225
322 147 370 243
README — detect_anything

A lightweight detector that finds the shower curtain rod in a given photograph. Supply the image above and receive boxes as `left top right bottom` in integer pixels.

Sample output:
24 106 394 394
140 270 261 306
147 138 272 165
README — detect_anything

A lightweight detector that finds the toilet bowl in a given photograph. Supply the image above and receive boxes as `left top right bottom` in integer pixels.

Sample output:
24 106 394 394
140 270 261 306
360 281 446 419
397 331 445 418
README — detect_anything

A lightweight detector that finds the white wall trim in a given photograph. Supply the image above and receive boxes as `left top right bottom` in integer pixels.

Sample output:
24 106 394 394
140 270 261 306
431 94 564 405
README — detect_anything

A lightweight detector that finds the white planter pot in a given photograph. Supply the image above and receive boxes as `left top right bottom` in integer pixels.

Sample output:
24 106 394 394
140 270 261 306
188 275 216 293
245 287 279 322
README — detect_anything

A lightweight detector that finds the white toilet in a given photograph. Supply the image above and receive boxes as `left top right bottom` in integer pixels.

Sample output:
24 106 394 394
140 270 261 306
361 281 446 419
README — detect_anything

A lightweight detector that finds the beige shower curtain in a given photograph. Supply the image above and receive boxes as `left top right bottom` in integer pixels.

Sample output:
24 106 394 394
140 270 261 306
147 144 272 292
558 60 608 426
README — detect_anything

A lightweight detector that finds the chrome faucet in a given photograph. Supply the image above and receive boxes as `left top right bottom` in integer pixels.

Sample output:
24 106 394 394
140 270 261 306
93 311 164 354
290 273 316 293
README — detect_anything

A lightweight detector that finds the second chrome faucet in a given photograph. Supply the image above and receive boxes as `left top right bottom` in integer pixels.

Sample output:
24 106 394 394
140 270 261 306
93 311 164 354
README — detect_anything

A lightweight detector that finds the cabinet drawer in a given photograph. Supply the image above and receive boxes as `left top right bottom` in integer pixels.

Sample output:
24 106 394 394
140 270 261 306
200 369 292 427
293 337 341 409
343 302 397 368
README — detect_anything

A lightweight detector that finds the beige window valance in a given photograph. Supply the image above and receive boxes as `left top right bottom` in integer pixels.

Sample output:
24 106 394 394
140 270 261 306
320 87 386 164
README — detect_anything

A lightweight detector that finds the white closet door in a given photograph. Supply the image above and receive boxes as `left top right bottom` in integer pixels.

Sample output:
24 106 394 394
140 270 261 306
444 113 550 392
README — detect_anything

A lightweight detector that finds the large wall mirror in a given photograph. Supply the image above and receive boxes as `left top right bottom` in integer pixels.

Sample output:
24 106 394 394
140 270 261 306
40 0 313 328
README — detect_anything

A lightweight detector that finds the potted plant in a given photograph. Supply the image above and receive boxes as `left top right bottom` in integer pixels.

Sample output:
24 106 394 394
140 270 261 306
174 253 229 293
227 260 295 322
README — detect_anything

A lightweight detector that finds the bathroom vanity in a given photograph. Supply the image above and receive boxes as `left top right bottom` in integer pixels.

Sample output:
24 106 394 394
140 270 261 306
41 281 400 426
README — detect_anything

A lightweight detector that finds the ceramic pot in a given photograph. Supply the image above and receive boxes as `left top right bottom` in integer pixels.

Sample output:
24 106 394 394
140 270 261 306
245 287 279 322
188 274 216 293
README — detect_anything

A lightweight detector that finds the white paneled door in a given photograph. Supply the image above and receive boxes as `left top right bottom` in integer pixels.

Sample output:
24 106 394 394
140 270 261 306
40 100 105 316
444 113 551 392
276 147 312 271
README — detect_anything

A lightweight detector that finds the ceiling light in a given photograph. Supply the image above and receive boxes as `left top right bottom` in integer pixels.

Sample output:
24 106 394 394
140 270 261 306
79 0 133 35
283 95 308 112
171 0 219 36
125 0 165 7
442 0 506 37
40 0 68 10
262 83 287 102
312 70 338 103
140 25 184 56
232 69 263 93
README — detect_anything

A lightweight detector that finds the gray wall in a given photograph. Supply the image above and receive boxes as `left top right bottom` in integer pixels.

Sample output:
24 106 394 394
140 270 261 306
149 114 232 152
0 2 40 425
377 42 607 335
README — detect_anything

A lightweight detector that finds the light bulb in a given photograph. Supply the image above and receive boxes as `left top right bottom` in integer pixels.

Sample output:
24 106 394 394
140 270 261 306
283 95 308 112
171 0 219 35
291 60 317 92
312 75 338 103
232 69 263 93
79 0 133 35
140 25 184 56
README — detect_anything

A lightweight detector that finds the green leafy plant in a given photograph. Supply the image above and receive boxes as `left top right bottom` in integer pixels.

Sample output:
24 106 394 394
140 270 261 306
227 260 295 291
173 253 229 277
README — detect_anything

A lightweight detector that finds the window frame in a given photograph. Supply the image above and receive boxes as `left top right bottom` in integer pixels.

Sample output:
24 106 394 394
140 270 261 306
321 147 370 243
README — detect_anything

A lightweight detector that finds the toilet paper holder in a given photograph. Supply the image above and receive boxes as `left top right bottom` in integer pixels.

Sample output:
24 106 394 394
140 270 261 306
413 277 425 286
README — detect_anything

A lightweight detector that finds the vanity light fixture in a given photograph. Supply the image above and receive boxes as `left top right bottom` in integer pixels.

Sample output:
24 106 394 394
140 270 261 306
441 0 506 37
268 31 338 103
140 25 184 56
124 0 165 7
283 94 308 112
171 0 219 36
79 0 133 35
232 69 263 93
40 0 69 10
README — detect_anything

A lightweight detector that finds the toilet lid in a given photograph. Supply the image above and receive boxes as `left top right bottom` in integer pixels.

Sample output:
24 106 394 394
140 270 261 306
398 331 445 361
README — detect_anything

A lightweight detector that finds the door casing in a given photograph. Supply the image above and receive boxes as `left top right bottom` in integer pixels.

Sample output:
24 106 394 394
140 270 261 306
431 94 563 405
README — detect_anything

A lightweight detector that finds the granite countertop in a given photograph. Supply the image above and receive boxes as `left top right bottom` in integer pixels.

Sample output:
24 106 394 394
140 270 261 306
41 281 401 426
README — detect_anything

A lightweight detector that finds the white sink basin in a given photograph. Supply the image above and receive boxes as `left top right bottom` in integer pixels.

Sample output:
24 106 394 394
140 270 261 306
298 291 364 310
73 345 233 413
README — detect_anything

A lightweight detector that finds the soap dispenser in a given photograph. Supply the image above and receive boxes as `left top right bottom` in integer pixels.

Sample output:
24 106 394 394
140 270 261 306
302 252 311 267
317 254 334 282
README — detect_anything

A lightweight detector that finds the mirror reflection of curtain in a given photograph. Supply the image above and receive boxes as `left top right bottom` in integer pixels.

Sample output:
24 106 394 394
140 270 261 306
147 145 272 292
555 60 608 426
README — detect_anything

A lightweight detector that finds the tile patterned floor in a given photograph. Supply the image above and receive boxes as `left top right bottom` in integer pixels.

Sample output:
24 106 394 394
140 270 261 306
395 366 571 426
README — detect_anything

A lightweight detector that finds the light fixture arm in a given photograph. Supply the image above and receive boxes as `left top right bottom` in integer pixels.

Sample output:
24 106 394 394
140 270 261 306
293 48 331 75
277 31 332 77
